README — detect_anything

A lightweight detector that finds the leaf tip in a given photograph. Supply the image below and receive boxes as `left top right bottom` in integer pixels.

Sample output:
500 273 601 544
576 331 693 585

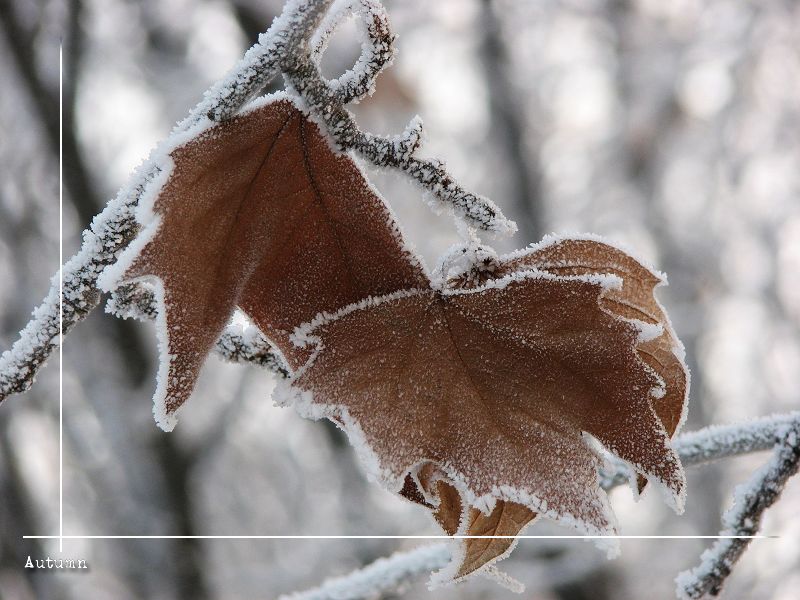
153 402 179 432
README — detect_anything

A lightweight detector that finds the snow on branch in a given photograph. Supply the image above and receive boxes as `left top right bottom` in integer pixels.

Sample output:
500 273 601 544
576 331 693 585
277 543 450 600
282 56 514 235
0 178 145 400
675 417 800 599
0 0 512 404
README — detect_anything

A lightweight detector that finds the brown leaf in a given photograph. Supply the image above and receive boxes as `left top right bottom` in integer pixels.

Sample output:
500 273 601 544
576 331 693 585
501 236 689 493
288 261 687 579
105 98 426 428
415 467 537 580
457 498 537 579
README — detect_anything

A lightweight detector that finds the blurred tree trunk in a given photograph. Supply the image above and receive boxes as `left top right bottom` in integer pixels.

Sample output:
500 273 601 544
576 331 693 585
479 0 544 241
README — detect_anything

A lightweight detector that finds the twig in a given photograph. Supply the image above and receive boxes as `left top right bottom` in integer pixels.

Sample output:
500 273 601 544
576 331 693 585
282 56 515 235
277 543 450 600
675 417 800 599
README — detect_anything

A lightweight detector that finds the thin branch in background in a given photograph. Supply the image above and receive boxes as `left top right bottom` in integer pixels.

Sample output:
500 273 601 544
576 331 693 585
479 0 544 240
150 433 211 600
0 0 98 229
675 419 800 599
277 543 450 600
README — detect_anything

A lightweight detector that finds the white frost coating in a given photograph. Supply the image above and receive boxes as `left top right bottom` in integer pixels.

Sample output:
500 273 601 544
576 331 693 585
289 289 429 356
278 543 450 600
401 461 446 507
147 279 180 432
433 240 499 286
198 0 334 123
309 0 352 57
503 232 666 281
438 266 624 297
309 0 395 104
650 385 666 400
94 197 187 430
635 321 664 344
481 567 525 594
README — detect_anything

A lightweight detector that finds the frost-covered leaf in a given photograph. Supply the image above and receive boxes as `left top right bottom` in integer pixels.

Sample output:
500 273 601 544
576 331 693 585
502 235 689 493
284 237 688 583
100 97 426 430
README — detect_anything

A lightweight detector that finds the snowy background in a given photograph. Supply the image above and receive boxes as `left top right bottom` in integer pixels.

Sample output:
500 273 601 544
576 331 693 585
1 0 799 598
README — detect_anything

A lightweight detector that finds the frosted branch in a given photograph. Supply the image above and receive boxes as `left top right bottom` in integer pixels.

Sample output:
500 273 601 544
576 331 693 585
675 417 800 599
282 55 515 234
0 178 144 400
311 0 395 104
202 0 333 122
277 543 450 600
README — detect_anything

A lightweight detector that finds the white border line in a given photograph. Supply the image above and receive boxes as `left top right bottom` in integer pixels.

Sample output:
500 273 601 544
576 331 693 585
58 43 64 556
24 535 775 540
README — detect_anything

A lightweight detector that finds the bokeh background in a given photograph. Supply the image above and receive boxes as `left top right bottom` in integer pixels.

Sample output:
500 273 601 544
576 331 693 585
1 0 799 598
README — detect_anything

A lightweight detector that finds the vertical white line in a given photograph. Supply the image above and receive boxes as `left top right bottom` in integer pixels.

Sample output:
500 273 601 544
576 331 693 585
59 44 64 555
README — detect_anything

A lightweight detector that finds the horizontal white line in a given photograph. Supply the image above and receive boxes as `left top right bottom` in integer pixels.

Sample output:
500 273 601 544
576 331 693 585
23 535 776 540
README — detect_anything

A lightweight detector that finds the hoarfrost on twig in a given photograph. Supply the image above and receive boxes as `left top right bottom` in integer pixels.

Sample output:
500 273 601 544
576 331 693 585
277 543 450 600
675 417 800 599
